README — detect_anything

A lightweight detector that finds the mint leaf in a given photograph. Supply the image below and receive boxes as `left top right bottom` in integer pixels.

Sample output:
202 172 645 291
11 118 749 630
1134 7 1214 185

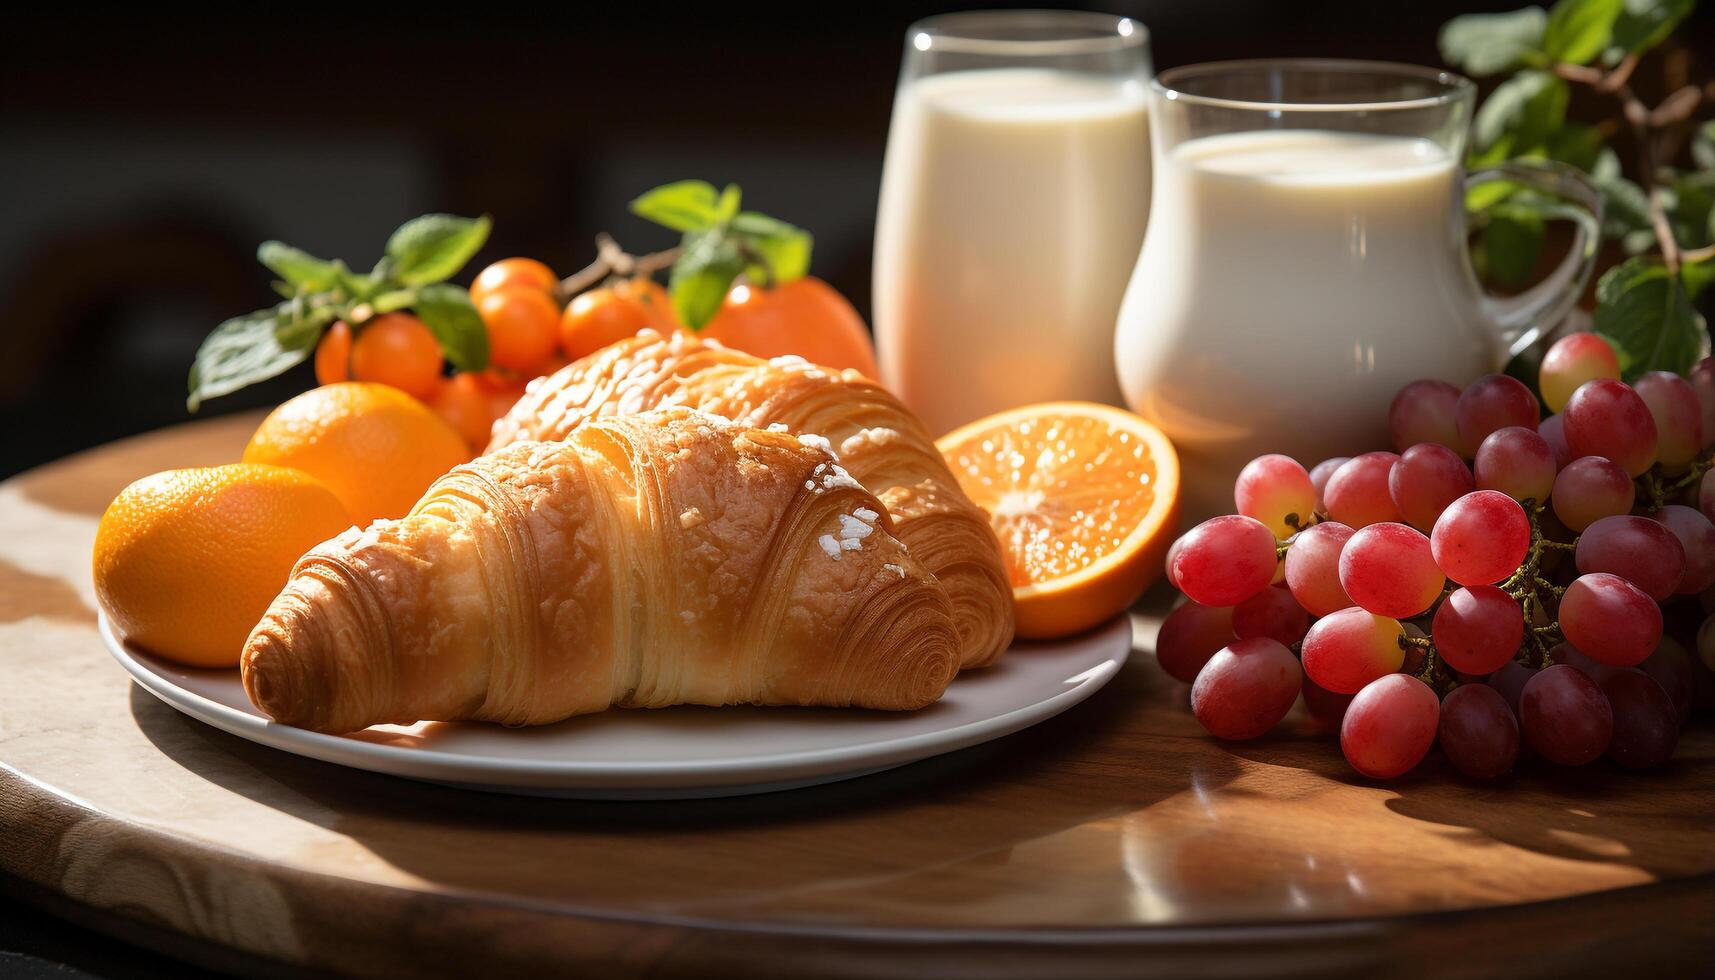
272 298 336 351
258 242 342 291
669 229 745 329
1543 0 1623 65
1591 149 1653 243
335 261 382 303
1473 70 1569 154
1592 256 1706 379
1484 204 1547 287
384 214 491 287
631 181 724 232
187 305 315 411
413 283 490 372
1607 0 1694 58
714 184 742 225
731 211 813 286
1440 8 1549 76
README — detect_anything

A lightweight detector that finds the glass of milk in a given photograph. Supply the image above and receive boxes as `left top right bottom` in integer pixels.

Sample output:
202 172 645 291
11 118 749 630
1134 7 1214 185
1114 60 1601 522
874 11 1152 435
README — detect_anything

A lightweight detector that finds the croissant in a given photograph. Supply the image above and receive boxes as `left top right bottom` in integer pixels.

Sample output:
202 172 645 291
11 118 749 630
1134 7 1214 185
488 330 1014 670
242 408 960 735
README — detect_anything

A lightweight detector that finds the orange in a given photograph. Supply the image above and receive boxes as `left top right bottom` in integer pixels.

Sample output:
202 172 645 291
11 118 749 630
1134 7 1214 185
937 402 1181 639
243 382 471 525
471 257 558 307
429 372 503 451
477 286 561 375
314 320 352 386
559 285 652 362
349 312 443 400
623 277 681 333
93 464 351 668
699 276 879 377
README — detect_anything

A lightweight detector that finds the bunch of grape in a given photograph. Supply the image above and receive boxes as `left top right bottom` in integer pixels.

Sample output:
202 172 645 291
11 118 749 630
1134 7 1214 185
1161 334 1715 780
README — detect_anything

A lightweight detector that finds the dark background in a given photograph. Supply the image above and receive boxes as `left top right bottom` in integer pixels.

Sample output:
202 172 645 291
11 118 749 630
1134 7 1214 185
1 3 1712 975
7 1 1712 480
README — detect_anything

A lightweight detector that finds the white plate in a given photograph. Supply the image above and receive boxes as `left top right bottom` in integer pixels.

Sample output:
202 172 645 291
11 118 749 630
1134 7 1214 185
102 614 1130 799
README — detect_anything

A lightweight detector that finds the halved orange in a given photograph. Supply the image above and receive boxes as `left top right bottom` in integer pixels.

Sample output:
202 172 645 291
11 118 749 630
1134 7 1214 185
937 402 1181 639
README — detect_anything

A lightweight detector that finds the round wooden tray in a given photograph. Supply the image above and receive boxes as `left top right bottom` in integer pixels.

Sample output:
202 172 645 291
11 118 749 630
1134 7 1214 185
1 414 1711 979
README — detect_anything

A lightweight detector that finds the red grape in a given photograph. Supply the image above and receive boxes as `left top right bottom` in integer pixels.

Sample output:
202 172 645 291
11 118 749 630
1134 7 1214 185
1653 504 1715 595
1170 515 1278 607
1339 522 1444 617
1432 585 1524 674
1233 585 1310 646
1156 600 1236 683
1551 641 1628 685
1456 374 1538 449
1690 357 1715 450
1559 572 1663 667
1698 614 1715 671
1549 455 1636 532
1301 675 1354 730
1283 520 1356 616
1539 413 1573 468
1430 490 1530 586
1573 514 1687 600
1389 379 1464 453
1633 370 1704 470
1642 637 1694 725
1341 674 1439 779
1164 534 1185 589
1520 664 1613 765
1301 607 1405 694
1538 332 1620 413
1390 442 1474 532
1474 426 1557 503
1438 683 1519 778
1324 452 1403 528
1190 638 1301 740
1235 454 1317 538
1701 470 1713 524
1600 670 1678 769
1308 457 1349 512
1487 659 1537 717
1563 378 1659 476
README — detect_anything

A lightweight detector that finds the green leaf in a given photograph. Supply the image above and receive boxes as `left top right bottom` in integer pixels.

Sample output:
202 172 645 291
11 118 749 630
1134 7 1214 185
1669 170 1715 250
258 242 342 291
384 214 491 287
186 305 316 411
272 298 337 351
1592 256 1706 379
1683 256 1715 300
1440 7 1549 76
1473 70 1569 154
412 283 490 372
1590 148 1654 241
669 229 746 329
1545 122 1605 171
731 211 814 286
630 180 725 232
1694 121 1715 171
1483 205 1547 287
335 260 383 304
371 288 419 314
714 184 742 225
1542 0 1623 65
1607 0 1695 58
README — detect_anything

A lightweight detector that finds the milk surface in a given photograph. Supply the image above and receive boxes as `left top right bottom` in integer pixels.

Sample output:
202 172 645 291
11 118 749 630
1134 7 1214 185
1115 129 1499 521
875 68 1151 435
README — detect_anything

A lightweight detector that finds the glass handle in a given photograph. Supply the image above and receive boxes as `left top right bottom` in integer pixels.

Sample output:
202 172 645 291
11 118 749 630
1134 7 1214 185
1466 160 1604 358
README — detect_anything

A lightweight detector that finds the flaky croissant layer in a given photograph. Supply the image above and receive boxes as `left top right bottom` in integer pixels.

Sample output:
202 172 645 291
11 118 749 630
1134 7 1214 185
488 329 1014 669
242 409 960 735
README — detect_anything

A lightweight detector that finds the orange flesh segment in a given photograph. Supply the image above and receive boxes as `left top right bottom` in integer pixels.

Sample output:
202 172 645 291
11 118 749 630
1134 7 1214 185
942 413 1161 588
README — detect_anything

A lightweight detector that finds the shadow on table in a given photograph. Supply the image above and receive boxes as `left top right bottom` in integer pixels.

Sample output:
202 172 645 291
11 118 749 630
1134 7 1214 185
127 655 1247 920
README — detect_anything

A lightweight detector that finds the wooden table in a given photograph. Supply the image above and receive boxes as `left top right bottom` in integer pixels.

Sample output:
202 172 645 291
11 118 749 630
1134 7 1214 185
2 414 1711 979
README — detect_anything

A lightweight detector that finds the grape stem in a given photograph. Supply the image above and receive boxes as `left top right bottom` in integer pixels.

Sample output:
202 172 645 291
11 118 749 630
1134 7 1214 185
1638 450 1713 514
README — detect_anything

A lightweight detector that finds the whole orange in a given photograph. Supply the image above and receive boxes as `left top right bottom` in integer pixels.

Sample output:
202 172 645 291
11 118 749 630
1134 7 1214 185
243 382 471 524
314 320 352 386
477 286 561 374
699 277 879 377
470 257 557 307
559 285 652 362
92 464 352 667
349 312 444 400
623 278 680 333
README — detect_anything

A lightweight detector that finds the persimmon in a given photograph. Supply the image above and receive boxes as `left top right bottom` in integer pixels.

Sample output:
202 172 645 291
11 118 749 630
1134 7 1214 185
314 320 353 385
477 287 561 374
699 277 878 377
471 257 557 307
348 313 443 400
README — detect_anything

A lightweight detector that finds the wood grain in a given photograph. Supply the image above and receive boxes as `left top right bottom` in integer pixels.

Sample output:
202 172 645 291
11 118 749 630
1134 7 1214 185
0 413 1711 978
